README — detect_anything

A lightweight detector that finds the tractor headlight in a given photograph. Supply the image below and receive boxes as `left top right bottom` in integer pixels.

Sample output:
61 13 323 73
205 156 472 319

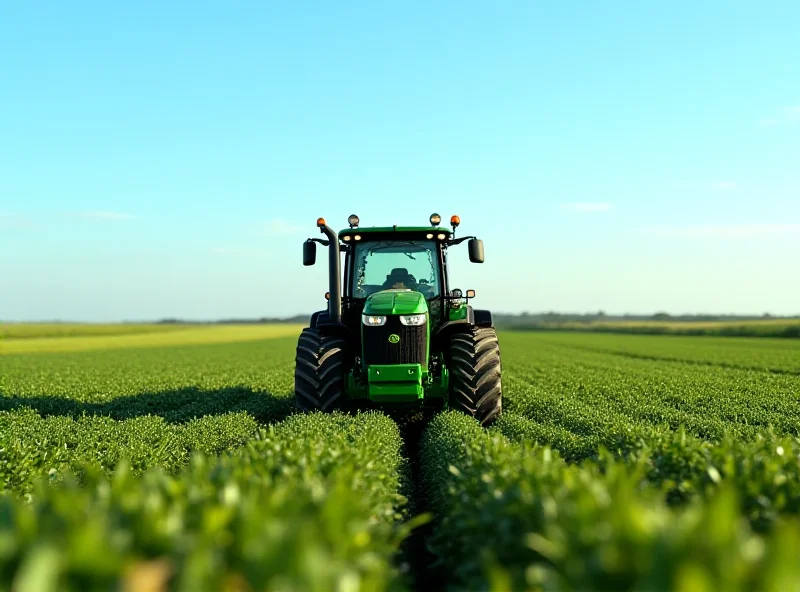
362 315 387 326
399 314 426 326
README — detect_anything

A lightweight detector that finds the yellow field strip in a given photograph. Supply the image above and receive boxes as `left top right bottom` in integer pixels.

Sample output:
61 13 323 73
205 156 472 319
0 324 305 355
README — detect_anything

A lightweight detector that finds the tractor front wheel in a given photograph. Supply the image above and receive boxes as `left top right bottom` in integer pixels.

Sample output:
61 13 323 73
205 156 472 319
448 327 503 426
294 328 347 413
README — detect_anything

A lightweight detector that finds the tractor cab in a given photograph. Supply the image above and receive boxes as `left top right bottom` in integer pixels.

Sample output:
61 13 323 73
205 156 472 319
296 213 502 425
346 232 445 333
352 240 441 300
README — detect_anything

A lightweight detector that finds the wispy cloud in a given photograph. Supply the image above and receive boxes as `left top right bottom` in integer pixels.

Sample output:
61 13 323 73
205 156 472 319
263 218 303 235
558 202 615 213
758 104 800 126
210 247 271 257
69 211 137 220
640 223 800 238
0 212 35 229
3 210 137 228
672 180 737 191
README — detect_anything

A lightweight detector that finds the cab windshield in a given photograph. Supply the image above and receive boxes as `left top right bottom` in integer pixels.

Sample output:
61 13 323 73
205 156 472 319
351 239 441 299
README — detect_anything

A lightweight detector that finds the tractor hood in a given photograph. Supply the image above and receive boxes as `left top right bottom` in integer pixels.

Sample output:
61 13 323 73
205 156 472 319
363 289 428 316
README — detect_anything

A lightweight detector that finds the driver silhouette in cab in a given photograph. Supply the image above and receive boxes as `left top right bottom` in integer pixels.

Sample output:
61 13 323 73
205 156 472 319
383 268 416 290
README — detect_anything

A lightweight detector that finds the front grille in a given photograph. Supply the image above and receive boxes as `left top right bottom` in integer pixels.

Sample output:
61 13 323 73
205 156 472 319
363 316 427 366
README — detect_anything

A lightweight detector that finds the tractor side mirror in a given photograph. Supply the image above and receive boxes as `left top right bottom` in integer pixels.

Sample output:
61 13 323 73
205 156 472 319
303 241 316 266
468 238 484 263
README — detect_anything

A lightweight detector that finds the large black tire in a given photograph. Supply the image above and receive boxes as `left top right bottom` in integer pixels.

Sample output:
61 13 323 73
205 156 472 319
294 328 347 412
448 327 502 426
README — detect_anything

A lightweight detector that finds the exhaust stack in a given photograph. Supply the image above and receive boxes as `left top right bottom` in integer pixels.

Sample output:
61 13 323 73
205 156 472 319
316 218 342 324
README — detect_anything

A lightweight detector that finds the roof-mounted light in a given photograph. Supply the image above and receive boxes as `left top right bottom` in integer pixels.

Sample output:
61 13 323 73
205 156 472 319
450 215 460 229
343 235 352 241
430 213 441 226
316 217 326 227
348 214 359 228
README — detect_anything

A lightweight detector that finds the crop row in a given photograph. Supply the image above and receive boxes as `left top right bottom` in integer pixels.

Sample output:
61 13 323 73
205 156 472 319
0 408 261 495
421 412 800 591
0 337 297 404
528 332 800 374
497 411 800 530
499 334 800 443
493 334 800 529
0 411 409 592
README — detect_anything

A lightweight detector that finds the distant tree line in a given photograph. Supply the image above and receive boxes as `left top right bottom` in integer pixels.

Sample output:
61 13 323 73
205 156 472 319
491 311 800 326
488 311 800 339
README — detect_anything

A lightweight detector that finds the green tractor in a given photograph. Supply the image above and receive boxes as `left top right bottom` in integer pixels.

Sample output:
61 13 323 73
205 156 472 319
294 213 502 426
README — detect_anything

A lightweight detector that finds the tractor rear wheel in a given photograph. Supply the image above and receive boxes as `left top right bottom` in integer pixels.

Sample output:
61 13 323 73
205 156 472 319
448 327 502 426
294 327 347 412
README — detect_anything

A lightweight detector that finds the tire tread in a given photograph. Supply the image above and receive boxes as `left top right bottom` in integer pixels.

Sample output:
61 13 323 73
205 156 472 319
448 327 503 426
294 327 347 412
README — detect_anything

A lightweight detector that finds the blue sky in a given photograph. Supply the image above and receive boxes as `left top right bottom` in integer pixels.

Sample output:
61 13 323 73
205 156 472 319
1 1 799 321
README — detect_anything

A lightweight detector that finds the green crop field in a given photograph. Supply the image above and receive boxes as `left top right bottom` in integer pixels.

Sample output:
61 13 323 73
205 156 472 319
1 327 800 591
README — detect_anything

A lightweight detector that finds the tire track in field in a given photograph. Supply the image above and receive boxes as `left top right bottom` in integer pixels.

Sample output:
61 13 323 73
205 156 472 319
531 337 800 376
395 412 448 590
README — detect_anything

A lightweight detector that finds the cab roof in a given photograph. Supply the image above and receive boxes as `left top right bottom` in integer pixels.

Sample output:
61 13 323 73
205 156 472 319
337 226 453 240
